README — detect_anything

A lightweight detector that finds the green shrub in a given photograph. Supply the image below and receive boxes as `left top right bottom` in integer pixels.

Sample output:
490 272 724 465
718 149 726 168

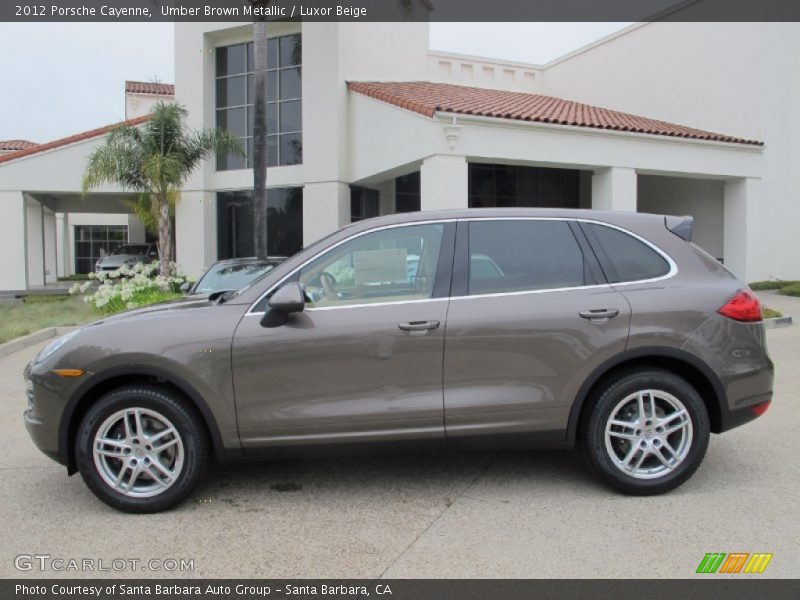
57 274 91 281
777 284 800 297
749 280 800 291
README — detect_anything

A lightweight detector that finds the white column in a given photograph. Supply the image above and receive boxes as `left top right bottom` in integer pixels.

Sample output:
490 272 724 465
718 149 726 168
421 155 468 212
25 198 44 287
591 167 637 212
723 177 759 281
175 191 217 278
302 182 350 247
55 213 67 278
42 207 57 284
0 191 28 291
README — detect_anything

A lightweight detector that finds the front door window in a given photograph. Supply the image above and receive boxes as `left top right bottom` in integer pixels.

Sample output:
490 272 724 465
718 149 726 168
297 223 445 308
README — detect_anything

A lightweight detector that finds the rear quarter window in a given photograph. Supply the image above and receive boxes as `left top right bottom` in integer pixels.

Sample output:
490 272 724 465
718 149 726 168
585 223 671 283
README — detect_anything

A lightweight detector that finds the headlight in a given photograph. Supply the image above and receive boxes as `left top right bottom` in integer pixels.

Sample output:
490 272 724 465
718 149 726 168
34 330 81 364
125 257 138 264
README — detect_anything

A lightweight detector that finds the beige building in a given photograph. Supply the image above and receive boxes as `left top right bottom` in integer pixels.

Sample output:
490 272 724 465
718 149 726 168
0 20 797 291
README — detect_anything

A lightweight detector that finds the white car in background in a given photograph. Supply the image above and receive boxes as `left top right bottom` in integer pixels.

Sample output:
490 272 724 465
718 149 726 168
95 243 159 274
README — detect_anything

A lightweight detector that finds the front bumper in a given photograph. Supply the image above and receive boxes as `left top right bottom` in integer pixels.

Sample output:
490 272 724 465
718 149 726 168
22 362 73 467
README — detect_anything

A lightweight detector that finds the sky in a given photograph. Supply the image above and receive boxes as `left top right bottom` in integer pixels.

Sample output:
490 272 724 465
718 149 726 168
0 22 631 143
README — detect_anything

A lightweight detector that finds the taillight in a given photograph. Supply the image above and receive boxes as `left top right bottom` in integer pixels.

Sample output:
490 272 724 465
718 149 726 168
718 289 762 322
751 400 771 417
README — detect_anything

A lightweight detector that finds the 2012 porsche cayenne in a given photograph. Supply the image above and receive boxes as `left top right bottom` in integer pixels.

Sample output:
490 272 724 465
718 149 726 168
24 209 773 512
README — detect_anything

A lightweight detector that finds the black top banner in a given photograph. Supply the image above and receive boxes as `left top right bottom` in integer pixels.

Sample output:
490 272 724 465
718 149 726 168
3 0 800 22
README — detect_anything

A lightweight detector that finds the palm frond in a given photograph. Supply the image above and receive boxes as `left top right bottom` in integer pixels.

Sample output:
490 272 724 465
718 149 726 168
81 101 227 276
179 128 244 181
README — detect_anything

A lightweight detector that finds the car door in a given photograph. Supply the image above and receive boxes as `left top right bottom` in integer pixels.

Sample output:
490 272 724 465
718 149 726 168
232 221 455 449
443 218 631 442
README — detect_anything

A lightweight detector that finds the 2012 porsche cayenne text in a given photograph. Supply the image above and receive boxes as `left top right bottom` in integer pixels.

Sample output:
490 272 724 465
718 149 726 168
23 209 773 512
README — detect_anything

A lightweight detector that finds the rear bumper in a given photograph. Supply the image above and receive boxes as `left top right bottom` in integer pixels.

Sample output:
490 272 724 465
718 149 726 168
681 314 774 434
718 393 772 433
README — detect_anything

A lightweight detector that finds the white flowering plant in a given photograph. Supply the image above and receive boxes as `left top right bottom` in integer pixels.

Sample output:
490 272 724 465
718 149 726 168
69 261 190 314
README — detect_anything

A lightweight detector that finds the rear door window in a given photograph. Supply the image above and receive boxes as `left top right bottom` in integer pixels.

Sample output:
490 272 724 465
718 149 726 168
584 223 671 283
466 220 592 295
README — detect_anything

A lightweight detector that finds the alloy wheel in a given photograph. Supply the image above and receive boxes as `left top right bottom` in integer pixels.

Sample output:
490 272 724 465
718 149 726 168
604 389 693 480
92 407 185 498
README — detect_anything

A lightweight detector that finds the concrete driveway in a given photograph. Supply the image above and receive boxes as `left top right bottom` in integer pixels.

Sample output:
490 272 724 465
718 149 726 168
1 292 798 579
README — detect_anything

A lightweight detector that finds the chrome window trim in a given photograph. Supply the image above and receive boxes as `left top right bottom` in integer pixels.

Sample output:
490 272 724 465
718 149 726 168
451 283 614 302
245 215 677 315
306 297 449 313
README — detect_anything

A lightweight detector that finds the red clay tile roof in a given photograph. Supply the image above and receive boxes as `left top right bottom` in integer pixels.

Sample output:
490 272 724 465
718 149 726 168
0 116 150 165
348 81 763 146
0 139 38 151
125 81 175 96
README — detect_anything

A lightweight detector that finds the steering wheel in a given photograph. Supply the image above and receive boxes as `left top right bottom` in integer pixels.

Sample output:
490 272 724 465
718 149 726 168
319 271 337 299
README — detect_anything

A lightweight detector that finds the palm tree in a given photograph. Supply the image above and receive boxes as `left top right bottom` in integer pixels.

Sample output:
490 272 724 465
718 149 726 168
250 0 271 258
82 102 242 276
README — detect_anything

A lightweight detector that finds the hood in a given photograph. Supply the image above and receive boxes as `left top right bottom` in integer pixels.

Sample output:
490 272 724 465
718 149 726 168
89 295 215 326
96 254 139 267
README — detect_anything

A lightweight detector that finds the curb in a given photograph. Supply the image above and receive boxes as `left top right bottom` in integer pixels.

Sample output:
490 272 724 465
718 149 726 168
0 326 80 360
764 315 793 329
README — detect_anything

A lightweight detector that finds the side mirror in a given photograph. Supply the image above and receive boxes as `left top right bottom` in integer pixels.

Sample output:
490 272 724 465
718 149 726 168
180 281 192 293
260 282 305 328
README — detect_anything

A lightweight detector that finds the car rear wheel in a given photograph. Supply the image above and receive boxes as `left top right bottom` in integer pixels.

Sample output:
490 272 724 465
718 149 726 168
75 385 209 513
582 368 710 495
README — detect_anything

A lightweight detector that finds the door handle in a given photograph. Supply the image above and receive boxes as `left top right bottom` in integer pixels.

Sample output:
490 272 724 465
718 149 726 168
579 309 620 320
398 320 440 332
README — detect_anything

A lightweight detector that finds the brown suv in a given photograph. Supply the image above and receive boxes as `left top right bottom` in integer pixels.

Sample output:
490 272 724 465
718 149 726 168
23 209 774 512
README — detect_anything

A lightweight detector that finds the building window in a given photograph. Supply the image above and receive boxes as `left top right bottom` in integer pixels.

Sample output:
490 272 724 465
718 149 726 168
216 34 302 171
395 172 421 213
350 186 379 222
217 188 303 259
468 164 580 208
74 225 128 274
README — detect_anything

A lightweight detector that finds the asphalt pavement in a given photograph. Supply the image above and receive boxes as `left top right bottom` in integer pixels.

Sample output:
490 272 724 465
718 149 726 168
1 291 797 579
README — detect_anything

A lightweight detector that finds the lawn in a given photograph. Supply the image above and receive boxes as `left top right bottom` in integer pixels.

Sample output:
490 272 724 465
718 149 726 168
0 295 99 344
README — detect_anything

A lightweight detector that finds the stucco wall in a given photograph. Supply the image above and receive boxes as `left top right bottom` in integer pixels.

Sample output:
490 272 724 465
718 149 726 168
637 175 725 259
543 22 800 280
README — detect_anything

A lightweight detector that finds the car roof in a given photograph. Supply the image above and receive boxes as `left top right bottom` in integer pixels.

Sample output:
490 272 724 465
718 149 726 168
347 207 665 227
210 257 283 266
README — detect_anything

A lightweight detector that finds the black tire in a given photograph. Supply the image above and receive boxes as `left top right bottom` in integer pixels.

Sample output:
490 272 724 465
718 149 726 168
581 368 710 495
76 384 209 513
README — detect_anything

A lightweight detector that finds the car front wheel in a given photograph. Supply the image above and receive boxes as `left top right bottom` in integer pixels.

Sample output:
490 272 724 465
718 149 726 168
75 385 209 513
582 368 710 495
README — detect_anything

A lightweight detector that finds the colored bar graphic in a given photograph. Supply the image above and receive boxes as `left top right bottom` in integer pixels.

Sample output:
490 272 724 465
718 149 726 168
697 552 773 574
697 553 726 574
720 553 749 573
744 553 774 574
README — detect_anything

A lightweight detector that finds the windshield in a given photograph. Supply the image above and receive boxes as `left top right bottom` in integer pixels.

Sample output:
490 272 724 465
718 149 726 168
194 262 276 294
112 245 149 256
